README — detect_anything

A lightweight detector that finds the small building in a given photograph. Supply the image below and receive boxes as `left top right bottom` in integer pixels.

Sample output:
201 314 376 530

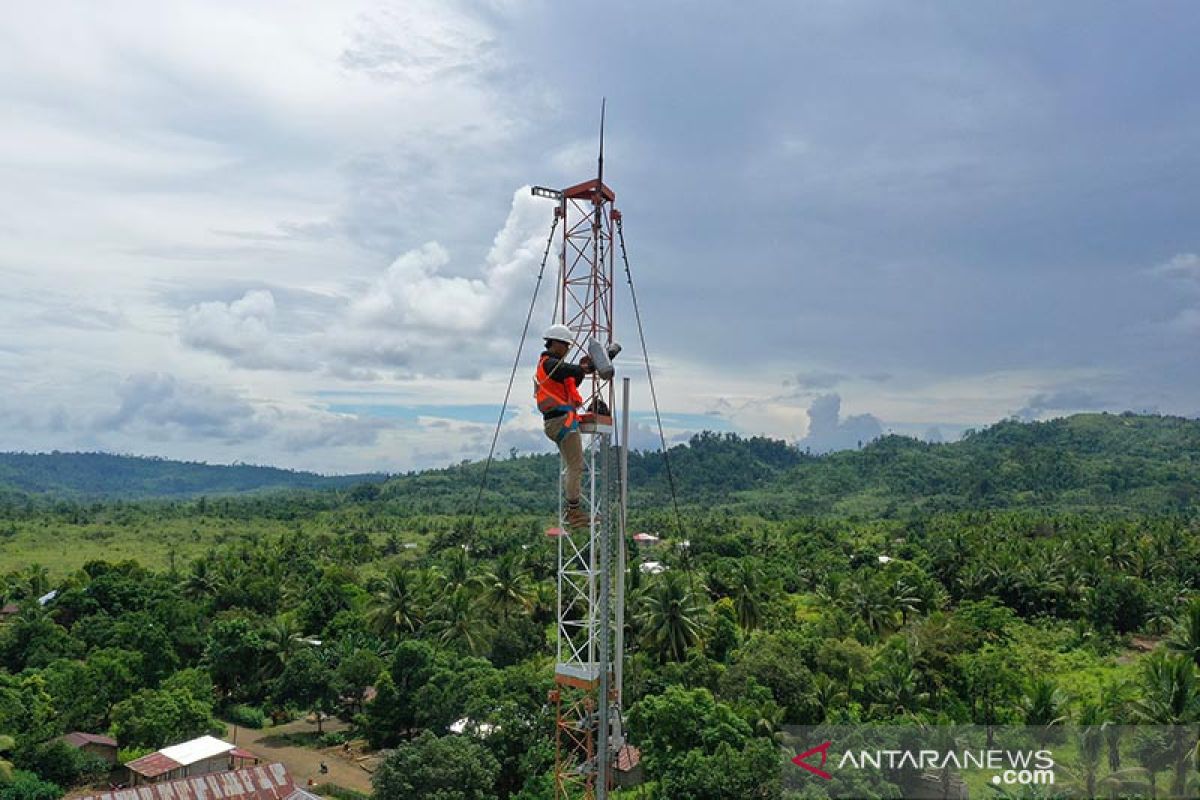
62 732 119 765
125 752 183 786
83 763 319 800
0 602 18 622
159 736 238 778
126 736 254 786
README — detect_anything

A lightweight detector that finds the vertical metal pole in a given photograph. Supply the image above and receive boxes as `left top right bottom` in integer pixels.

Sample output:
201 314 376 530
596 430 611 800
616 378 629 715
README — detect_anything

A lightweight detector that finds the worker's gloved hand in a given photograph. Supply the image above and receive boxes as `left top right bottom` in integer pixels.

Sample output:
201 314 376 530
580 355 596 373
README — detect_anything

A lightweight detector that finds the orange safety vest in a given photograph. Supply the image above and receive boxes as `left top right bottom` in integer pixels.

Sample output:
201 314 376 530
535 354 583 441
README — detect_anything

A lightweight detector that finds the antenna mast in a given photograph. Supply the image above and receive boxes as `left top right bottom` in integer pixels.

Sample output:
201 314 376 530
532 99 633 799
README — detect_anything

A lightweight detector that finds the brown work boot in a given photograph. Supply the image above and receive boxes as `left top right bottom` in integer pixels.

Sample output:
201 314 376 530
564 504 592 529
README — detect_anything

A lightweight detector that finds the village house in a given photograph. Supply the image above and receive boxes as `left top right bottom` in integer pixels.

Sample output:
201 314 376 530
124 736 258 786
61 732 119 765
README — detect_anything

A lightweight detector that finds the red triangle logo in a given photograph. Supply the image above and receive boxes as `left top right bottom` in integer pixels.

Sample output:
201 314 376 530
791 740 833 780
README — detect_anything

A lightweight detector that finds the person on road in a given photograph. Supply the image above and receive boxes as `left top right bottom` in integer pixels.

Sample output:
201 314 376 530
535 324 595 529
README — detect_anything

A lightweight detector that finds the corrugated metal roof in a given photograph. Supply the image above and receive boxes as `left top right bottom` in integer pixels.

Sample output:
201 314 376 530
159 736 235 766
63 732 118 748
615 744 641 772
125 753 182 778
85 764 311 800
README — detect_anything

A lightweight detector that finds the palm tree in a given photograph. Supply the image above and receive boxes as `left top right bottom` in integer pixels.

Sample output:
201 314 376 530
1022 677 1070 725
840 579 892 637
430 586 491 656
867 658 928 720
1075 702 1105 799
260 617 305 681
181 559 218 600
892 579 922 626
1166 596 1200 668
1022 676 1070 750
367 567 424 638
22 563 49 599
482 553 533 623
636 571 705 663
439 547 480 594
808 673 846 722
1129 651 1200 798
1131 651 1199 725
730 561 764 632
741 697 785 741
1100 680 1130 777
531 580 556 626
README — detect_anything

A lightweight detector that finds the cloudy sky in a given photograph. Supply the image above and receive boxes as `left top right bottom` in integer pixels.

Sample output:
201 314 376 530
2 1 1198 474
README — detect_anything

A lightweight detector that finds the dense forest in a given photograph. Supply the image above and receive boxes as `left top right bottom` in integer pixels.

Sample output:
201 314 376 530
369 412 1200 516
0 413 1198 799
0 451 388 500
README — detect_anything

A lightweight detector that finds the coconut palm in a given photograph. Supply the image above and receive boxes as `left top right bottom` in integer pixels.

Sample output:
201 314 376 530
1022 677 1070 726
808 673 846 722
840 579 892 637
730 561 764 632
367 567 424 638
1075 702 1105 799
439 546 481 594
1100 680 1130 776
892 579 922 626
636 571 705 663
867 656 929 720
1131 652 1199 725
482 553 534 622
22 563 49 599
1129 652 1200 798
1166 596 1200 668
429 586 491 656
259 617 305 681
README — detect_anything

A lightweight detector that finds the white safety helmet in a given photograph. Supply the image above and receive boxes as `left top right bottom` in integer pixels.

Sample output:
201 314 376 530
542 324 573 344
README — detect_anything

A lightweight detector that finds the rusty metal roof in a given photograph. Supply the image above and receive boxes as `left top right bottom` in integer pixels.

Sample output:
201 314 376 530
63 732 118 748
86 764 316 800
615 744 641 772
124 752 182 778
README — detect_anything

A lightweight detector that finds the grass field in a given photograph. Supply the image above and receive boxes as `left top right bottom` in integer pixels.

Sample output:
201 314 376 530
0 511 441 578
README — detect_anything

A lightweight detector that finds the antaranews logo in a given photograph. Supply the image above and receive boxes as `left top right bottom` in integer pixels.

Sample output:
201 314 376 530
790 739 1055 782
784 725 1199 799
782 727 1075 798
790 740 833 780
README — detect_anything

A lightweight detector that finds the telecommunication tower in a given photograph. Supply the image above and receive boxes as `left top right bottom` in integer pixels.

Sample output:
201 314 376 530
532 104 632 800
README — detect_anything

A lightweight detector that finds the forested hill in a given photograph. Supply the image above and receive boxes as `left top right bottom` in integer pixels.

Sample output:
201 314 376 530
2 412 1197 512
377 412 1200 516
0 451 388 500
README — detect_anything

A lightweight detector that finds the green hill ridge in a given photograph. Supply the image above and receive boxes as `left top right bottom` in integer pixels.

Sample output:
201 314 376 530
2 412 1197 514
0 450 388 500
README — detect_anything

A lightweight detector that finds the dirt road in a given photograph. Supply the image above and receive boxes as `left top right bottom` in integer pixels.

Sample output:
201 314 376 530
223 718 375 795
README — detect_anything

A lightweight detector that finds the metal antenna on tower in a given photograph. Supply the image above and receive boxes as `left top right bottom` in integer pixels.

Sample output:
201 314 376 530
597 98 605 188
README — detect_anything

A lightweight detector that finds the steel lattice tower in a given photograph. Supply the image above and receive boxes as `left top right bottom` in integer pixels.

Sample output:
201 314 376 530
532 161 628 799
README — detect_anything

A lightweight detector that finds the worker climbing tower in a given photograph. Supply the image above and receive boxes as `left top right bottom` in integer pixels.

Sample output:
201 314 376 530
532 103 632 800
